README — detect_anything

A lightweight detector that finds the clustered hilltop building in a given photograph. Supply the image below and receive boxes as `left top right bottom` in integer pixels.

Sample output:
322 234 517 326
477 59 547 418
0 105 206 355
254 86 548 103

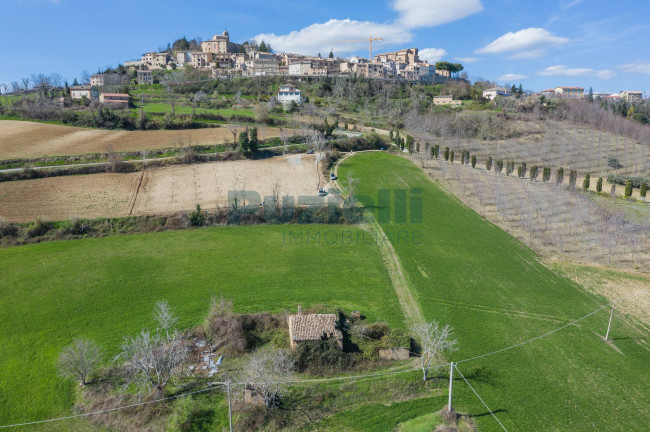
121 31 452 82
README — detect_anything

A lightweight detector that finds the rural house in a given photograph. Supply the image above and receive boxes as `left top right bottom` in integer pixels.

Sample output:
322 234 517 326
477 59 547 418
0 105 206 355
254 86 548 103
277 84 302 105
287 309 342 350
433 95 461 106
69 85 98 100
137 70 153 85
99 92 131 109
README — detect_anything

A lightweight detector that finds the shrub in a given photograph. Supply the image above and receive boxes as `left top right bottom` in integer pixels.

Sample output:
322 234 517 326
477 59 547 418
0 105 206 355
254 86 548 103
444 147 450 161
641 182 647 198
485 157 492 171
583 173 590 190
542 167 551 182
189 204 206 226
470 155 476 168
292 339 356 373
495 160 503 173
624 180 633 197
529 166 538 180
27 219 54 238
596 177 603 193
556 167 564 184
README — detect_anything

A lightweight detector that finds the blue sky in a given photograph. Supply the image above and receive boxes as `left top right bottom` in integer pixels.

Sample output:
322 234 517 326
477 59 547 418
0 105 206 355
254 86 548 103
1 0 649 93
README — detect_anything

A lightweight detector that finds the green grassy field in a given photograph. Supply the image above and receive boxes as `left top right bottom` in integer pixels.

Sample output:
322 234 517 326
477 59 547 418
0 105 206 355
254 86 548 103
338 152 649 432
0 225 404 428
131 101 256 118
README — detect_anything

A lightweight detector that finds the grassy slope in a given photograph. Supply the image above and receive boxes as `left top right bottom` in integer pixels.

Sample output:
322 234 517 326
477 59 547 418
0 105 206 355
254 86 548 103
338 152 649 432
0 225 403 427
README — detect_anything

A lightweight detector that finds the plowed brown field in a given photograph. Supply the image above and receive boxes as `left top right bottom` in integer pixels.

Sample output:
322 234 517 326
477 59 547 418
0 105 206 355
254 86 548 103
0 154 331 222
0 120 295 159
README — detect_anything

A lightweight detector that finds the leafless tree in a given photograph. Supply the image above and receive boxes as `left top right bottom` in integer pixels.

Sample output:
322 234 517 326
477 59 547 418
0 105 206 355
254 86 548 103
412 320 457 382
160 71 185 116
117 329 189 397
20 77 31 92
57 338 102 386
227 124 240 149
153 300 178 341
241 347 295 409
80 70 91 85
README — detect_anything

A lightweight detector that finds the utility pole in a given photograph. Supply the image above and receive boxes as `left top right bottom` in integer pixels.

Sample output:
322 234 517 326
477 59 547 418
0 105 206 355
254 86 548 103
227 381 233 432
605 302 616 341
448 362 455 412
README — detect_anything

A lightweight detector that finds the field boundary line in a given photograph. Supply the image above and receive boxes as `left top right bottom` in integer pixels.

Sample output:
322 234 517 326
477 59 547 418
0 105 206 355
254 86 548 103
128 169 146 216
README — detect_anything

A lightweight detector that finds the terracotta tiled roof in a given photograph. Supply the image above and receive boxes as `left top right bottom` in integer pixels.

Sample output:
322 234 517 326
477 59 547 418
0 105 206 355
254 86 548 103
288 314 342 342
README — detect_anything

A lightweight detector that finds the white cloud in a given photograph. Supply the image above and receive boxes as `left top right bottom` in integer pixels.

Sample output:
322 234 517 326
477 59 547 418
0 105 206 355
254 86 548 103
476 28 568 56
393 0 483 28
538 65 617 79
497 73 529 81
419 47 448 63
254 19 412 56
253 1 484 56
620 61 650 74
454 57 480 63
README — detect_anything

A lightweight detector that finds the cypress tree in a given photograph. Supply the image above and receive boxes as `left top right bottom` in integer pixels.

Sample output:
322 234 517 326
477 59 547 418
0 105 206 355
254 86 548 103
471 155 476 168
596 177 603 193
530 166 538 180
486 157 492 171
389 130 394 141
450 150 455 163
444 147 450 161
517 165 523 178
518 163 527 178
434 144 440 158
624 180 633 197
406 135 414 154
583 173 590 190
495 160 503 173
248 127 259 152
543 167 551 182
238 129 250 152
640 182 647 198
556 167 564 184
568 170 577 188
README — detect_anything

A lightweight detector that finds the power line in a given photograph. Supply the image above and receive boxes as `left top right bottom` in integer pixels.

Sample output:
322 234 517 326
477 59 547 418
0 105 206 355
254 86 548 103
454 364 509 432
0 366 426 429
0 300 618 428
455 301 612 365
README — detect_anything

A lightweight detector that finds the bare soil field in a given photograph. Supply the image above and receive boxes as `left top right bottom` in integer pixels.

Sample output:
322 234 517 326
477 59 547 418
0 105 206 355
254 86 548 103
0 120 296 159
0 154 327 222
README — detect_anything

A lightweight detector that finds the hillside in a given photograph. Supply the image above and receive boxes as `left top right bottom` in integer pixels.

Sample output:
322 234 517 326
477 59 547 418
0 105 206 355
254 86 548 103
337 152 649 431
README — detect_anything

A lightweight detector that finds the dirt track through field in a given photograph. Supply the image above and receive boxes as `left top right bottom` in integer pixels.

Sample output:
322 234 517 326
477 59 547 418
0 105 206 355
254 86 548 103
0 155 326 222
0 120 297 159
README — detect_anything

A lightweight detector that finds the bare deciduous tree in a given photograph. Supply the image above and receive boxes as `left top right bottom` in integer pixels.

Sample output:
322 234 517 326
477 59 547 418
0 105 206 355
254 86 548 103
153 300 178 341
117 329 189 397
57 338 102 386
241 347 295 409
412 320 457 382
